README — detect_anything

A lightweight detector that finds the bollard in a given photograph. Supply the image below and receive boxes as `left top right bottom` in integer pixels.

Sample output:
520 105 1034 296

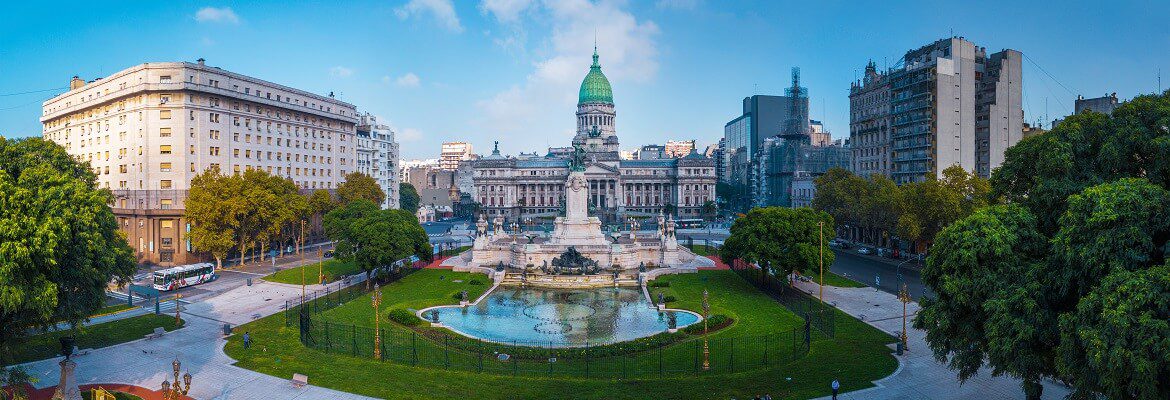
223 323 232 336
247 277 253 286
897 341 904 356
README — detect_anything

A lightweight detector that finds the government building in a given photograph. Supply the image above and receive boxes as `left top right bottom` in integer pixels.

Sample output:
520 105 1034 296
41 59 361 265
474 48 717 224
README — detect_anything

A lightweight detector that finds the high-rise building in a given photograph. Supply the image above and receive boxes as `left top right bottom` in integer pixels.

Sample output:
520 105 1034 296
664 140 696 158
879 37 1022 184
808 120 832 147
1075 93 1120 115
849 60 892 178
41 59 358 265
722 68 810 185
356 113 400 209
440 141 473 171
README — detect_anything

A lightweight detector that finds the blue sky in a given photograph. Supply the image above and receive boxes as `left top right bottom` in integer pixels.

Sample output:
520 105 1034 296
1 0 1167 159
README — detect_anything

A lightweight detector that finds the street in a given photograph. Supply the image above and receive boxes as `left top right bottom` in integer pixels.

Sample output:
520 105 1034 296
829 250 933 301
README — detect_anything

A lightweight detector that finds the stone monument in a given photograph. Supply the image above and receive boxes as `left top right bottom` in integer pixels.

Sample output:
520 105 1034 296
52 337 82 400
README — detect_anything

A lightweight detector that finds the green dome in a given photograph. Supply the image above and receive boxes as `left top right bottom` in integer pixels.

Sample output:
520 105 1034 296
578 49 613 105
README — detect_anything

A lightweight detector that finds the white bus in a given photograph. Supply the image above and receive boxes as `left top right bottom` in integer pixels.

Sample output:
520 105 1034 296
152 263 216 291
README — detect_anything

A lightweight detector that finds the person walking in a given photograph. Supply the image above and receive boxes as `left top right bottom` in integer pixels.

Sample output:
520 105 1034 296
243 331 252 350
831 379 840 399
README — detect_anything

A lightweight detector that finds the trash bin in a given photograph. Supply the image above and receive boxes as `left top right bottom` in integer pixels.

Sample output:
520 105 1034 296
246 277 253 286
223 323 232 336
896 341 904 356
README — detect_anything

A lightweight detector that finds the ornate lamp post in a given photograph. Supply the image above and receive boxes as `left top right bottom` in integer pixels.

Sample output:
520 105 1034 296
817 221 825 303
160 358 191 400
372 283 382 360
898 283 911 351
174 294 182 326
702 288 710 371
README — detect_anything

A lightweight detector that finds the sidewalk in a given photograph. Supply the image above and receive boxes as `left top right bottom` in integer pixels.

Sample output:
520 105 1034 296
792 280 1071 400
17 279 377 400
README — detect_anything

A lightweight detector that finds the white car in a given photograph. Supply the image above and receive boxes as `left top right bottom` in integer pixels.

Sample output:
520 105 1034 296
857 247 873 255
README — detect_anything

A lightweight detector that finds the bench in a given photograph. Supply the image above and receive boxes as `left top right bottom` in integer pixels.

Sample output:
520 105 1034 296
291 373 309 388
144 327 166 340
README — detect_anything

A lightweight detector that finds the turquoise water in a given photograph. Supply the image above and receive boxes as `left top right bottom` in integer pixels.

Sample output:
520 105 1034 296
425 286 700 347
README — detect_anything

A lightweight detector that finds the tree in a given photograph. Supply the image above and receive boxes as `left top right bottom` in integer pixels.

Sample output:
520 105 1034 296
0 138 135 367
337 172 384 206
1057 263 1170 400
921 92 1170 399
324 199 432 287
915 204 1053 398
185 167 237 269
308 189 336 217
719 207 834 279
896 165 989 250
701 200 717 221
399 182 420 214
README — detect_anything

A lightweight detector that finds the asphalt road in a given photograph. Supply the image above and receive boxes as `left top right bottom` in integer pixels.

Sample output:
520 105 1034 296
828 250 934 301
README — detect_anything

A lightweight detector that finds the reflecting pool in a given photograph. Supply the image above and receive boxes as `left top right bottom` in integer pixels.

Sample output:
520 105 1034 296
423 286 700 347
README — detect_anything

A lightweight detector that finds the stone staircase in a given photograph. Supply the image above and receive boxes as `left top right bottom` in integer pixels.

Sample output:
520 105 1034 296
499 273 639 288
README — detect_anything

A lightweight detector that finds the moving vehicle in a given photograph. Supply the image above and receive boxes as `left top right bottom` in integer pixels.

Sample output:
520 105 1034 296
152 263 216 291
857 247 873 255
674 218 704 229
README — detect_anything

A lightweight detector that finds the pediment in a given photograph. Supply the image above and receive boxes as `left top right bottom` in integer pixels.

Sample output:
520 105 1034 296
584 162 619 174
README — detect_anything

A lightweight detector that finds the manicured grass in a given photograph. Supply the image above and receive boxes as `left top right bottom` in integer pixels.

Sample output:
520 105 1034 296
684 244 718 257
10 314 184 365
224 269 897 399
801 271 867 288
263 259 360 285
89 303 136 318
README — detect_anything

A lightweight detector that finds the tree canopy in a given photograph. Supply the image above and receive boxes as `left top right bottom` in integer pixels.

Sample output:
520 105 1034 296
324 199 432 286
399 182 420 214
337 172 384 206
0 138 135 366
719 207 834 278
920 92 1170 399
185 168 307 267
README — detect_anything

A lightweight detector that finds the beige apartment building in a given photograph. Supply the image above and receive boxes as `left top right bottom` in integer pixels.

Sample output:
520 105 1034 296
41 59 358 265
439 141 473 171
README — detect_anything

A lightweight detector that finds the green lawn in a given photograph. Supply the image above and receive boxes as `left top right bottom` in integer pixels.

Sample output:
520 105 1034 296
224 269 896 399
9 314 184 365
264 259 361 285
684 244 719 257
801 271 867 288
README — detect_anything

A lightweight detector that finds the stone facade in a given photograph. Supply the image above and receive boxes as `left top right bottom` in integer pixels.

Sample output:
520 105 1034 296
42 60 357 265
474 49 716 223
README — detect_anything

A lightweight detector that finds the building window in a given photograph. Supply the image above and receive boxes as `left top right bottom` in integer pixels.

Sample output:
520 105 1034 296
159 110 172 119
160 180 173 189
160 76 172 83
160 145 172 154
160 162 172 172
159 127 172 137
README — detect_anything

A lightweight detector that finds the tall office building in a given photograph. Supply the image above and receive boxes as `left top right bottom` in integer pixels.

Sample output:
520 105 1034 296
41 60 358 265
849 60 892 178
722 68 810 185
878 37 1022 184
356 113 400 209
440 141 473 171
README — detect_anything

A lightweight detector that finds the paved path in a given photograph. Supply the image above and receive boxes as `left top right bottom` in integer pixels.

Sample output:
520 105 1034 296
17 279 377 400
793 280 1072 400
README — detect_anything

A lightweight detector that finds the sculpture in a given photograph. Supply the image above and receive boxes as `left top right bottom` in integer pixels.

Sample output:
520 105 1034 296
549 246 601 275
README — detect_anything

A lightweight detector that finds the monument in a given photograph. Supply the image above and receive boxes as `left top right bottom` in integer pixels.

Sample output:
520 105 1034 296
460 145 706 288
51 337 82 400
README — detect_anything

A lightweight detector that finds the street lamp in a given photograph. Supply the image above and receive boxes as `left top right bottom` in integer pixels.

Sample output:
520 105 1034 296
160 358 192 400
817 221 825 303
702 288 710 371
898 283 911 351
372 283 382 360
174 294 182 326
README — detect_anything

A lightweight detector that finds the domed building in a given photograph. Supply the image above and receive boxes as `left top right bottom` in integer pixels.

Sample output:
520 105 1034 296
472 48 716 224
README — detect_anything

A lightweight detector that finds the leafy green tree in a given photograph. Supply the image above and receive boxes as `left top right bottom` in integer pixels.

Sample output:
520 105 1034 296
896 165 989 250
185 167 237 268
337 172 385 206
323 200 431 287
915 204 1053 398
1057 263 1170 400
701 200 717 221
399 182 420 214
308 189 336 217
719 207 834 278
0 138 135 367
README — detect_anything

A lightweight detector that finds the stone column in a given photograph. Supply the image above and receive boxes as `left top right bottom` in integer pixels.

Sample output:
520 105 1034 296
51 358 82 400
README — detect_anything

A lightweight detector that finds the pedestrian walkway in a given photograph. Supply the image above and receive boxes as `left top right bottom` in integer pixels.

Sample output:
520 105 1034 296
700 255 730 270
18 279 377 400
792 280 1071 400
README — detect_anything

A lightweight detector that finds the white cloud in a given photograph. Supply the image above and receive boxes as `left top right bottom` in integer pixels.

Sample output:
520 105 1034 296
194 7 240 24
395 73 421 87
395 0 463 33
329 66 354 77
480 0 535 23
474 0 660 147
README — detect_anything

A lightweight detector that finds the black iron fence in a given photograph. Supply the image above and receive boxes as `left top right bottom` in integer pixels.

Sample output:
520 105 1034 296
298 315 809 378
728 259 837 338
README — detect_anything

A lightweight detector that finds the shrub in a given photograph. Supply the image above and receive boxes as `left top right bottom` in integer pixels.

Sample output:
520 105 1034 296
468 279 483 286
682 314 733 335
662 295 678 303
387 308 422 327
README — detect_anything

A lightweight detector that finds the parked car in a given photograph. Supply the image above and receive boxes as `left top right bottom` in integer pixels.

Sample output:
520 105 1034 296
857 246 873 255
828 239 842 248
323 250 335 258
